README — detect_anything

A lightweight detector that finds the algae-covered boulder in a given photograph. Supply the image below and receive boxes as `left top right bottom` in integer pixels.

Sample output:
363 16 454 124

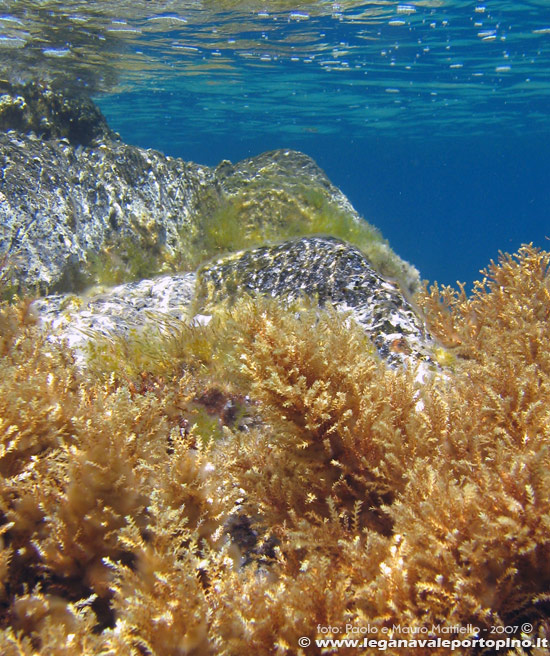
196 150 420 295
0 86 418 297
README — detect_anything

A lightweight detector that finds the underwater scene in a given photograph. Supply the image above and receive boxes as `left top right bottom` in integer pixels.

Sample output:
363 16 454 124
1 1 550 655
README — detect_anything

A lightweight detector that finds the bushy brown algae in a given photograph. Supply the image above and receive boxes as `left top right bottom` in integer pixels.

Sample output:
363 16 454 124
1 245 550 655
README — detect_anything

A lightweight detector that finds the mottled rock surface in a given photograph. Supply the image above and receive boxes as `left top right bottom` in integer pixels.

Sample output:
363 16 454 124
33 273 197 366
0 131 214 293
196 235 434 369
0 81 116 146
206 150 420 295
33 237 434 372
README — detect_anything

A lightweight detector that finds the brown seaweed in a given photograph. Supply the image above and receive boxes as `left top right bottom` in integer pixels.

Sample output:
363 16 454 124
1 245 549 655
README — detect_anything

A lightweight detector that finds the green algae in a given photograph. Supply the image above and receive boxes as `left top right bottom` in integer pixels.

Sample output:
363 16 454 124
184 180 419 295
84 236 165 288
200 184 382 253
84 314 218 382
78 177 418 297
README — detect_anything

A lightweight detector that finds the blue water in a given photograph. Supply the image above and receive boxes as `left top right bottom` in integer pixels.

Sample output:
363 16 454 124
5 1 546 288
88 2 550 288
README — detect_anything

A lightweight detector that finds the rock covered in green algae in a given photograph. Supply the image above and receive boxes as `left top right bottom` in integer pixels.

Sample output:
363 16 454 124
0 87 418 297
195 235 434 369
204 150 420 296
2 88 424 372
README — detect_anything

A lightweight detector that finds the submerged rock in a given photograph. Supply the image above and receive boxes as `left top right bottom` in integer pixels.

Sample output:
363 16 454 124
0 81 117 146
33 273 197 359
0 131 214 293
200 149 421 296
3 87 429 371
196 235 434 369
0 88 418 296
33 236 434 372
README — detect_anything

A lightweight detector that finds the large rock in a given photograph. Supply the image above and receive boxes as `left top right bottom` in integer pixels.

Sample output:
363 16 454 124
3 86 430 373
0 85 419 296
0 127 214 293
32 273 197 366
0 81 116 146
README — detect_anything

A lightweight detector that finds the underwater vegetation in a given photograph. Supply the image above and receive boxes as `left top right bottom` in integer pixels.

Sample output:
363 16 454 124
190 183 383 260
73 172 406 296
186 178 418 294
82 232 169 290
1 245 550 655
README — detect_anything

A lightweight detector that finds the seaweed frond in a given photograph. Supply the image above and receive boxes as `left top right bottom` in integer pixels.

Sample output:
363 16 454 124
211 295 432 534
105 494 211 656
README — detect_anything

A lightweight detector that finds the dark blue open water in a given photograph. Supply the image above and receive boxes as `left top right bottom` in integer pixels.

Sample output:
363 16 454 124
3 1 549 287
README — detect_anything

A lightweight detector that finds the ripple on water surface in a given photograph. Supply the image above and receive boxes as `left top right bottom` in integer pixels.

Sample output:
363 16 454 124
0 1 549 140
